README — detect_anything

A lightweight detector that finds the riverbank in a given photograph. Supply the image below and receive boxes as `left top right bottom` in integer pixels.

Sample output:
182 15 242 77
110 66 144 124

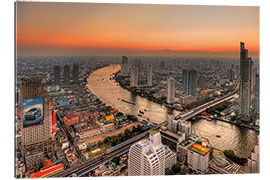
87 64 258 157
216 118 259 133
114 72 181 112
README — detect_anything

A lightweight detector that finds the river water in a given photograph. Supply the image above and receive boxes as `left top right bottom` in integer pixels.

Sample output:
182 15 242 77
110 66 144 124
87 64 258 158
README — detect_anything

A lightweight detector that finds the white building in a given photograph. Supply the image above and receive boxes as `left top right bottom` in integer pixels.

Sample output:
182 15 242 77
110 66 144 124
147 64 153 87
128 131 165 176
178 120 192 140
167 77 175 104
130 65 138 87
187 143 211 173
101 123 114 133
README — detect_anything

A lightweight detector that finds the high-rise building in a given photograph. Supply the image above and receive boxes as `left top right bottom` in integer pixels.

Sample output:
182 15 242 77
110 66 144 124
251 64 256 94
54 65 60 85
240 42 253 116
130 64 138 87
167 77 175 104
63 64 70 84
199 75 205 89
73 64 79 83
167 115 178 133
183 69 197 97
121 56 129 76
228 68 235 82
147 64 153 87
20 77 56 170
128 131 165 176
187 143 211 173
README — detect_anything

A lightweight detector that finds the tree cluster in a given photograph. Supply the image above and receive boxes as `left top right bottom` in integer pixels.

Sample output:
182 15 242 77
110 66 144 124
103 125 145 146
223 150 248 165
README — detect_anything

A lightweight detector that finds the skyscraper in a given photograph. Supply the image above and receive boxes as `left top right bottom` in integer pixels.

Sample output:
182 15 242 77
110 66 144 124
54 65 60 85
183 69 197 97
228 68 235 82
20 77 56 170
73 64 79 84
130 64 138 87
199 75 205 89
167 77 175 104
64 64 70 84
121 56 129 76
128 131 165 176
147 64 153 87
240 42 253 116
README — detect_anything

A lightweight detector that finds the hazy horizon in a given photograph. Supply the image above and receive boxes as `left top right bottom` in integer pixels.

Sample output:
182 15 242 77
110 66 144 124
16 2 259 58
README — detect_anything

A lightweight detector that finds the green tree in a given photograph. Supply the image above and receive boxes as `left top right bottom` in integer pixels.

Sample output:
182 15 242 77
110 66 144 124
124 128 132 138
112 157 121 165
171 164 181 174
97 141 103 146
165 168 175 175
87 145 91 151
116 112 124 117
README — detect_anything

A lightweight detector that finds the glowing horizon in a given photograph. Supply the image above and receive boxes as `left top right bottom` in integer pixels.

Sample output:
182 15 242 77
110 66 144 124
16 2 260 58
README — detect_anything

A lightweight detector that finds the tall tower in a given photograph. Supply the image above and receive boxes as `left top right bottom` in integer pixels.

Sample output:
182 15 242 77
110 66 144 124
54 65 60 85
183 69 197 97
20 77 56 170
121 56 129 76
63 64 70 84
73 64 79 84
167 77 175 104
128 131 165 176
147 64 153 87
130 65 138 87
240 42 252 116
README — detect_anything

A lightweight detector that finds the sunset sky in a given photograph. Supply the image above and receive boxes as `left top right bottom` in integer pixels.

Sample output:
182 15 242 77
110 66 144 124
16 2 259 58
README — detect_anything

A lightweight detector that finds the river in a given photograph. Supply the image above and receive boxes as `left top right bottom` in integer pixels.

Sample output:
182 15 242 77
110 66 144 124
87 64 258 158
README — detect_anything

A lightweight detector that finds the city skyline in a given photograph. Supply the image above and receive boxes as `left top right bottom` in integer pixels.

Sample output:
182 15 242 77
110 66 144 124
17 2 259 58
15 2 260 178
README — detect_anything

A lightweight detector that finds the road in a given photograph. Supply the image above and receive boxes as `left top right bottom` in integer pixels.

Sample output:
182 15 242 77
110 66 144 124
175 81 239 121
56 112 86 163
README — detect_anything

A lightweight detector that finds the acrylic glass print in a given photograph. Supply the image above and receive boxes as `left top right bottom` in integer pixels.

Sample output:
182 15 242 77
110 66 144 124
15 1 260 178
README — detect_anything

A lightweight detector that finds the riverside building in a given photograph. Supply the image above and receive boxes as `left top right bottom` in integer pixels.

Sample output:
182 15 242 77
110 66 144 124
147 64 153 87
167 77 175 104
239 42 253 116
130 64 139 87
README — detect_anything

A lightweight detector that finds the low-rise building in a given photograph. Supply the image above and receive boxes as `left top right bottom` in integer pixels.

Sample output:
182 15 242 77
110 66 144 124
61 140 69 150
77 124 101 140
179 95 197 105
160 129 185 151
101 123 115 133
64 112 80 126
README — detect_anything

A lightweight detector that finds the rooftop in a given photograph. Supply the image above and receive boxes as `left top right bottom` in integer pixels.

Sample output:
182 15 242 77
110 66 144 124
149 130 158 135
188 143 211 156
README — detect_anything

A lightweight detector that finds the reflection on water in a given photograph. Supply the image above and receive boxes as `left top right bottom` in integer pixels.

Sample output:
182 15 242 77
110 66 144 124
87 64 257 158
